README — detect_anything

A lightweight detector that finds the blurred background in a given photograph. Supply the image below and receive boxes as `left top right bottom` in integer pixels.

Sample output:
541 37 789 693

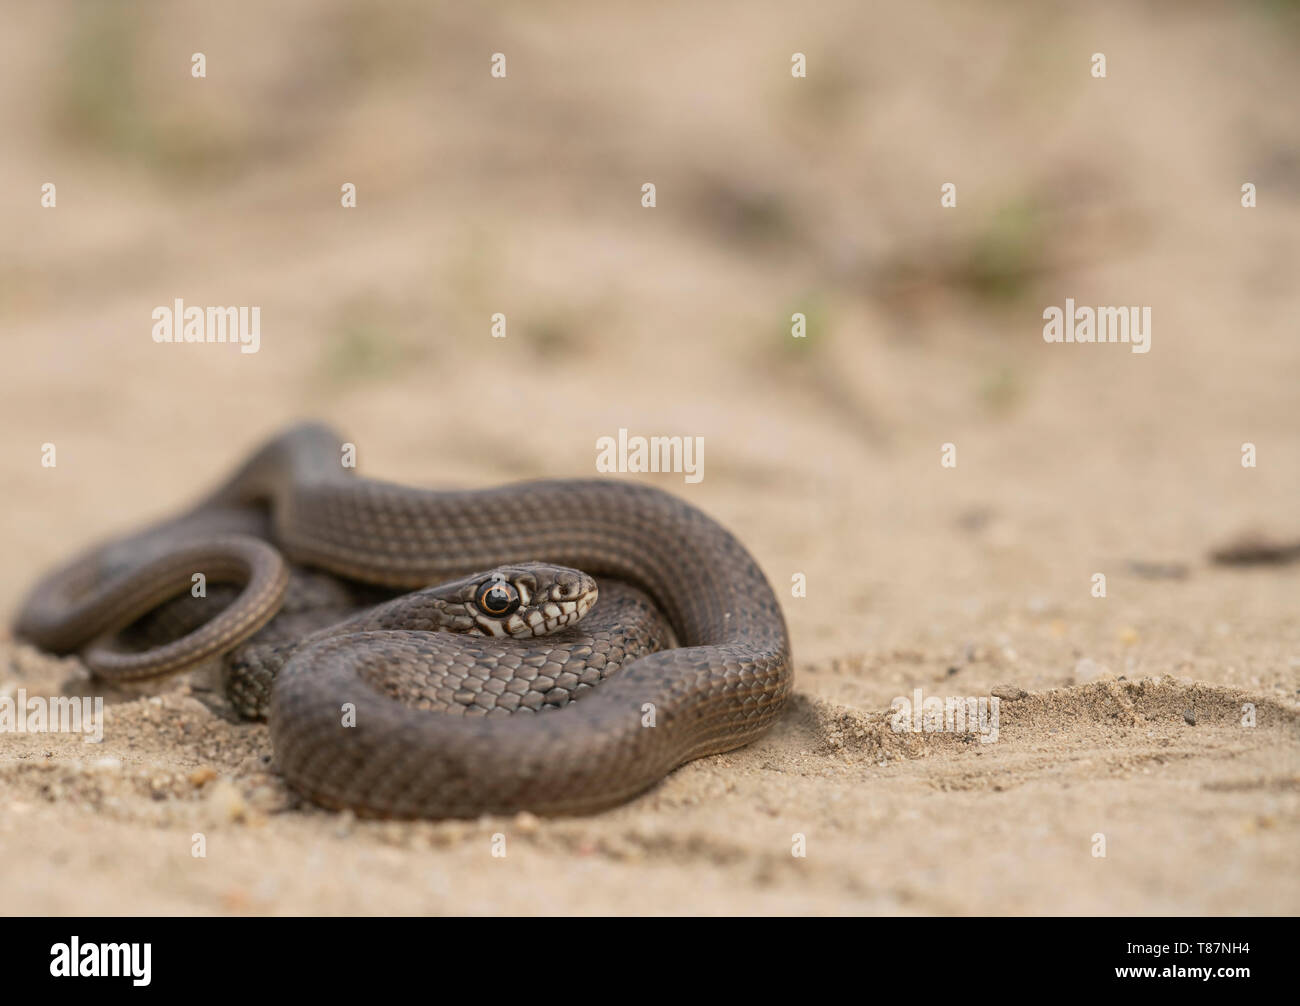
1 1 1298 913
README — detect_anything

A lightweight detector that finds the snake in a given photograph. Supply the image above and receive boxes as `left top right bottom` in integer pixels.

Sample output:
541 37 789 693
13 423 793 818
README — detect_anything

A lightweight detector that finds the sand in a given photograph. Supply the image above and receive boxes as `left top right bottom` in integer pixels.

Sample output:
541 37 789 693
2 636 1298 914
1 0 1298 915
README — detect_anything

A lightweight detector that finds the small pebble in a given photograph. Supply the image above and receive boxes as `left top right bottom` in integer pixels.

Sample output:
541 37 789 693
1074 658 1115 683
1075 658 1100 682
247 785 284 812
513 811 540 835
208 780 248 823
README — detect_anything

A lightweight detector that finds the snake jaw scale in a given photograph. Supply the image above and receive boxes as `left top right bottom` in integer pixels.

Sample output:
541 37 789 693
474 616 507 637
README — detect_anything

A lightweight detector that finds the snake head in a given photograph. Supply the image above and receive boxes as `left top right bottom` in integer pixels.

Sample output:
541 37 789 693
454 561 598 639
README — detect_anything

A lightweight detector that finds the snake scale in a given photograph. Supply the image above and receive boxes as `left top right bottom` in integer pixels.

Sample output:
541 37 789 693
14 423 792 817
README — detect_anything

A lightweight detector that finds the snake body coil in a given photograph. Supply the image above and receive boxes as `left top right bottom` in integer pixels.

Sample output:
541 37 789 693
14 423 793 817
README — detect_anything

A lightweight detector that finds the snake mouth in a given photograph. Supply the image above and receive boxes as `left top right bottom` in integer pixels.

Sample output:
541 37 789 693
511 586 599 637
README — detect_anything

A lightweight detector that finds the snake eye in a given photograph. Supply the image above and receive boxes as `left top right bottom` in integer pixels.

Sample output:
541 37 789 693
475 580 520 617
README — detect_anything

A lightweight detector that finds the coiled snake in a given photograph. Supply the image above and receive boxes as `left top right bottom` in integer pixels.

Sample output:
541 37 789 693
14 423 793 817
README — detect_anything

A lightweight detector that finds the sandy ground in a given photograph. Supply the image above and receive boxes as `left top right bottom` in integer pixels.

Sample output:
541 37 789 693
2 1 1299 914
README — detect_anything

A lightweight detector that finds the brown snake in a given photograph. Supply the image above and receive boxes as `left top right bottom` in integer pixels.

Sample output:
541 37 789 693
13 423 793 818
